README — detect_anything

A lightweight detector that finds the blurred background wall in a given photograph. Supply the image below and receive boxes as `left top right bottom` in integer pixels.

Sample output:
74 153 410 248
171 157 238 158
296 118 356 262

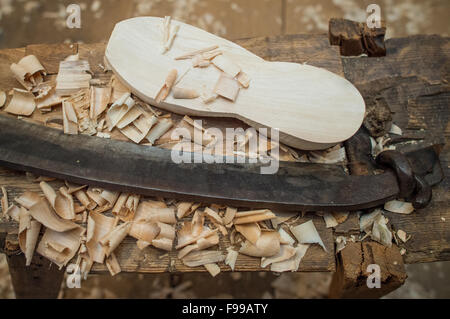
0 0 449 49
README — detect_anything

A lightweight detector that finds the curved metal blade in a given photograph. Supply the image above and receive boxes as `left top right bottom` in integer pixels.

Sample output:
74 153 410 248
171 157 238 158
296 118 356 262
0 115 399 211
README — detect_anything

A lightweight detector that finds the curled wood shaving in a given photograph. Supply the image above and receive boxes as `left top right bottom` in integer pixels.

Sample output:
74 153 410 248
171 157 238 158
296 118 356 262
278 227 295 246
100 222 131 256
86 211 116 263
397 229 409 243
86 187 107 207
201 91 218 104
223 207 237 227
152 237 173 251
225 247 238 271
62 101 78 135
36 226 84 268
6 205 21 222
74 189 96 210
176 202 194 219
290 220 327 252
90 86 111 120
135 202 176 224
270 244 310 272
4 88 36 116
233 209 275 225
112 193 140 221
182 250 225 267
10 55 46 90
29 199 79 232
18 209 41 266
106 92 136 131
214 73 240 102
155 69 177 104
146 118 173 145
384 200 414 214
14 191 41 209
105 253 121 276
239 231 280 257
235 223 261 245
204 263 221 277
172 87 199 99
36 86 63 111
204 207 223 224
39 181 56 208
129 220 160 243
261 244 296 268
54 187 76 220
56 59 92 96
109 75 131 102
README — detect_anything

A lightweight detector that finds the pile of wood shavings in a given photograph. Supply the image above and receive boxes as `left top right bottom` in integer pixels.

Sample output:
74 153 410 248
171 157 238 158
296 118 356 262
0 45 366 279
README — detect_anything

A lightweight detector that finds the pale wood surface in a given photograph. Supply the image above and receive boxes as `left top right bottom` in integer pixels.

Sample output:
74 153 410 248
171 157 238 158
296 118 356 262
105 17 365 150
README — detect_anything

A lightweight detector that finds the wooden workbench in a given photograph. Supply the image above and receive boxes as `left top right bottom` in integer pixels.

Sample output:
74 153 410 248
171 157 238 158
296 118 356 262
0 33 448 298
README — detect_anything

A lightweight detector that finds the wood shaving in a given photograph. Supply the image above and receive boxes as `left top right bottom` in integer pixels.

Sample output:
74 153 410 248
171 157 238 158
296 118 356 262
397 229 409 243
278 227 295 246
223 207 237 226
10 55 46 90
371 214 392 247
384 200 414 214
106 92 136 131
56 59 92 96
36 227 84 268
40 181 57 207
239 231 280 257
323 212 338 228
182 250 225 267
54 187 76 220
214 73 240 101
146 118 173 145
5 205 21 222
204 263 221 277
90 86 111 120
62 101 78 135
134 202 176 224
235 223 261 245
14 191 41 209
234 209 275 225
290 220 327 252
155 69 177 104
389 123 402 135
172 87 199 99
29 199 79 232
100 222 131 256
4 88 36 116
105 253 121 276
18 208 41 266
225 247 238 271
270 244 310 272
236 71 251 88
0 90 6 107
261 244 296 268
86 211 116 263
175 45 219 60
1 187 8 220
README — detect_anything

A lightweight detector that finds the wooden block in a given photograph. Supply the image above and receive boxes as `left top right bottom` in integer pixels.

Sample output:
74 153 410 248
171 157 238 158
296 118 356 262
329 241 406 298
329 18 386 57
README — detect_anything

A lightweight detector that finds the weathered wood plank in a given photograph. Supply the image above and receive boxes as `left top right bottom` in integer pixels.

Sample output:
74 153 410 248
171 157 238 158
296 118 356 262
341 35 450 264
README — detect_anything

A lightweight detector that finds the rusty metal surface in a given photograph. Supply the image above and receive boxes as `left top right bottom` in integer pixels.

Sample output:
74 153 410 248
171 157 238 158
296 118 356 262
0 115 405 211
